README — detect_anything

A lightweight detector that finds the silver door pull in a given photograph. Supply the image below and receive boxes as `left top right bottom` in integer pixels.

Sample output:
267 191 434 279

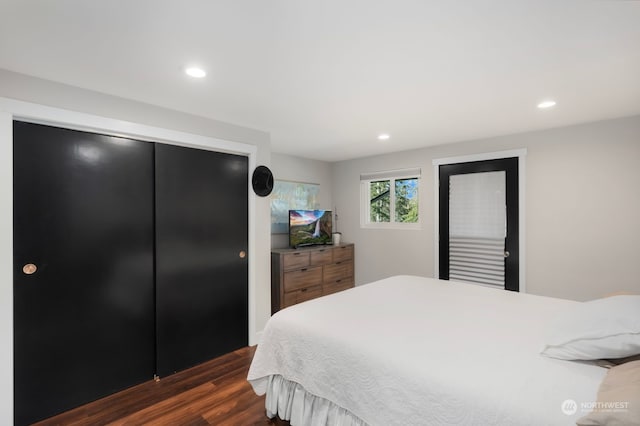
504 251 510 258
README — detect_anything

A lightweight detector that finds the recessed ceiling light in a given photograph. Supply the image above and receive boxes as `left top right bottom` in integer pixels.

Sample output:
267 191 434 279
377 134 390 140
185 67 206 78
537 100 556 109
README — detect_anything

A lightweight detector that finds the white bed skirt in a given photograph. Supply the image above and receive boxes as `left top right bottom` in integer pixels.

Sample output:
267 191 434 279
263 375 368 426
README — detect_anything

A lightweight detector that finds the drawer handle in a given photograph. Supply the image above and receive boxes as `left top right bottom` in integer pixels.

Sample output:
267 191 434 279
336 279 342 283
301 268 307 272
318 249 325 252
293 252 301 256
335 261 342 265
300 288 307 292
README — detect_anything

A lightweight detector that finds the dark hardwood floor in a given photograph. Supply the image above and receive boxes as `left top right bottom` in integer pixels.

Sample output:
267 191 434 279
34 346 287 426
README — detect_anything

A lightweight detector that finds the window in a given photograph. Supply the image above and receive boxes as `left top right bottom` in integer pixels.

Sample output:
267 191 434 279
361 168 421 228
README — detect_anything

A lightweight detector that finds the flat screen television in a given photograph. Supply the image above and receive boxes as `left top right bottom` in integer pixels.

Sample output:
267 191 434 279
289 209 332 248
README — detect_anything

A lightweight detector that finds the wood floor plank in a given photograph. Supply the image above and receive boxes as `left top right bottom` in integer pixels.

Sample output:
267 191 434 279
202 385 262 422
34 346 288 426
107 382 217 425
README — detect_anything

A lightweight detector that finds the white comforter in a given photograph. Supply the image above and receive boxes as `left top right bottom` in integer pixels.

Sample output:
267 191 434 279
248 275 605 425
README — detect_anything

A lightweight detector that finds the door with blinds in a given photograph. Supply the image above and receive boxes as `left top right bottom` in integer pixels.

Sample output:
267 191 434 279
439 158 519 291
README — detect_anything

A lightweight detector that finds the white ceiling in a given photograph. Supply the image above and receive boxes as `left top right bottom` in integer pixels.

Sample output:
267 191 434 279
1 1 639 161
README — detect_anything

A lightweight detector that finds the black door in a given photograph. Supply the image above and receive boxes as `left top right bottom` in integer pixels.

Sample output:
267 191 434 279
155 144 248 376
13 122 155 425
439 157 519 291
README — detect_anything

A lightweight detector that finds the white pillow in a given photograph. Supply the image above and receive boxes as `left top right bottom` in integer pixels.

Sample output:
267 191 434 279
541 295 640 360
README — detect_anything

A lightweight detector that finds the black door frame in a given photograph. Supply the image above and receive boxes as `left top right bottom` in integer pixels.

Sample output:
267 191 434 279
438 157 520 292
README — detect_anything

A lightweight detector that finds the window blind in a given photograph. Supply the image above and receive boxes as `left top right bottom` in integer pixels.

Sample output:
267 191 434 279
360 167 421 181
448 171 506 288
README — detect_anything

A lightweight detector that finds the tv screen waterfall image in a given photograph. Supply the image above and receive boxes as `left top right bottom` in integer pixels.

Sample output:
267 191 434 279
289 210 332 248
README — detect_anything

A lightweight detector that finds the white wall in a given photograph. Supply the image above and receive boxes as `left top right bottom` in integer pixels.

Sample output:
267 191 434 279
0 69 272 423
332 115 640 301
270 153 334 249
0 111 12 425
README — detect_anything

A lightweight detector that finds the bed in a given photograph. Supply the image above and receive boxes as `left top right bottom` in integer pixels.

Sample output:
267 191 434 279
247 275 612 425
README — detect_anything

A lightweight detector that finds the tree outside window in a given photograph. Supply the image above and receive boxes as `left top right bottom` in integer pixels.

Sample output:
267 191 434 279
395 178 419 223
370 180 390 222
367 176 419 225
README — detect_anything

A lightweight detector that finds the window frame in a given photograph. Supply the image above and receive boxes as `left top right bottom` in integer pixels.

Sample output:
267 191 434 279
360 169 422 230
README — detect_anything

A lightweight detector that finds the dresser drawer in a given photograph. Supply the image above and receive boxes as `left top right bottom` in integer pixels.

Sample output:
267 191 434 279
310 248 332 266
323 261 353 282
323 278 354 296
283 284 323 307
283 252 310 270
283 266 322 292
333 245 353 263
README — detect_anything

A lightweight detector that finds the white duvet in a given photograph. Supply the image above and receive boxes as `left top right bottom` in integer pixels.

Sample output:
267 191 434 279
248 275 605 425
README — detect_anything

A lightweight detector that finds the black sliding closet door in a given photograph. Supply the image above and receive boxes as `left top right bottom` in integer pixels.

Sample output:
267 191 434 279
155 144 248 377
13 122 155 425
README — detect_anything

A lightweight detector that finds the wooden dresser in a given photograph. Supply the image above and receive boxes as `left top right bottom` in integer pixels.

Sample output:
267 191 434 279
271 243 355 314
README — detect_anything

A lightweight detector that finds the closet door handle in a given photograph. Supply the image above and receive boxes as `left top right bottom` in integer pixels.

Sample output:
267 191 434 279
22 263 37 275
